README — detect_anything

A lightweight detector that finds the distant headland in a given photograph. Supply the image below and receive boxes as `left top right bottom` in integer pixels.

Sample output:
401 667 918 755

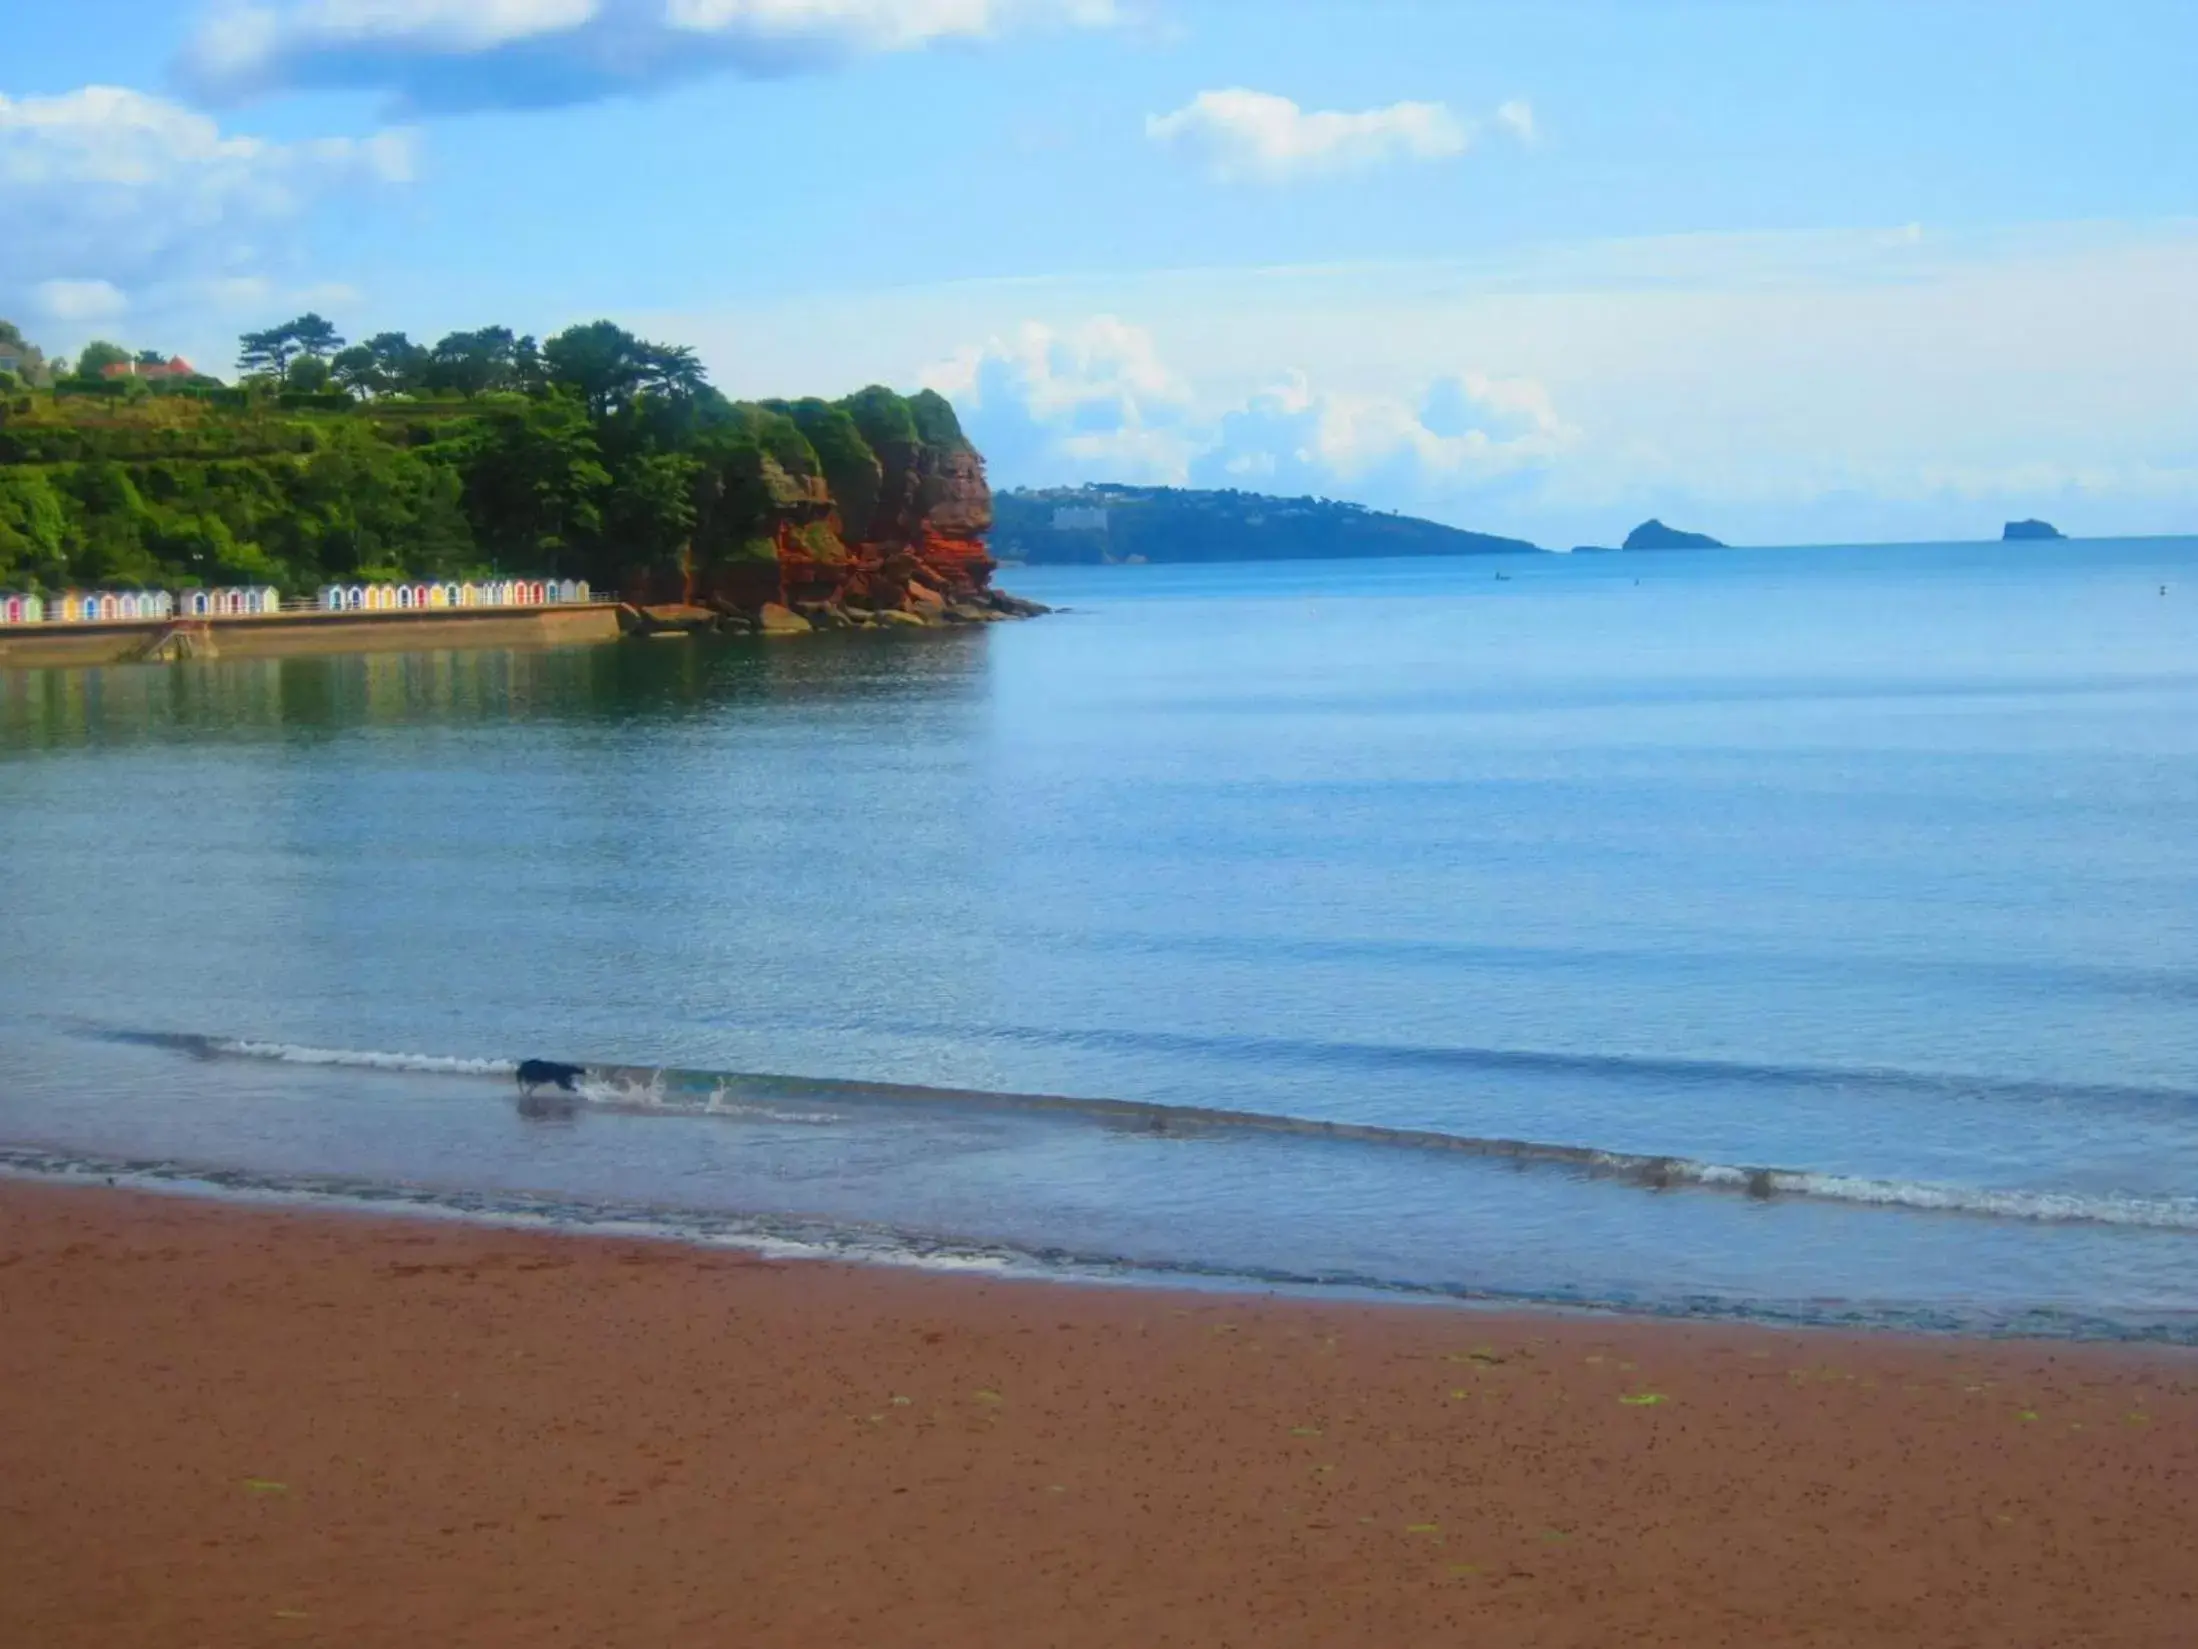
1 311 1033 650
2002 519 2067 541
992 484 1538 565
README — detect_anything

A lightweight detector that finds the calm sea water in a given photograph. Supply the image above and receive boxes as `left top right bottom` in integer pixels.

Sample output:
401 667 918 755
4 539 2196 1336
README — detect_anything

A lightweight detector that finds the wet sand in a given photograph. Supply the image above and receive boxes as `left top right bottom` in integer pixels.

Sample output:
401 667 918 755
2 1180 2193 1648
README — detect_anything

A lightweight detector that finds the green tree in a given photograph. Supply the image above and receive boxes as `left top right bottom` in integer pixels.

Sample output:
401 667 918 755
74 340 133 379
766 397 883 537
837 384 921 452
543 321 709 417
460 396 611 573
0 470 70 589
603 451 701 592
0 319 49 385
908 388 969 448
330 345 379 399
288 313 345 362
637 341 707 401
237 324 298 381
512 333 545 394
333 332 432 398
426 326 524 398
237 314 345 382
543 320 644 416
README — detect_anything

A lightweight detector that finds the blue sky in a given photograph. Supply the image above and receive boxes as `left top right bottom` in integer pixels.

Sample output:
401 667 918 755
5 0 2195 546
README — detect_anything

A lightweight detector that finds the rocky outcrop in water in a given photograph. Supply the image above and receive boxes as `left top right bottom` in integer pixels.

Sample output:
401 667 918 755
2002 519 2066 541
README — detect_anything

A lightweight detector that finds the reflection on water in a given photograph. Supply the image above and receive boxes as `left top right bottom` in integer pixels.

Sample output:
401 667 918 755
0 629 993 750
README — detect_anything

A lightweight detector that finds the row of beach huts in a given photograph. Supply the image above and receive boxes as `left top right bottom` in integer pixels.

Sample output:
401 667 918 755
0 580 592 626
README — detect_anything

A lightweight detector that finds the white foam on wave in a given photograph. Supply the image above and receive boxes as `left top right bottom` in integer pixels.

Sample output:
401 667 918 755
575 1069 667 1107
188 1035 2198 1230
202 1039 842 1123
1772 1171 2198 1231
568 1072 839 1124
1536 1145 2198 1230
210 1039 517 1077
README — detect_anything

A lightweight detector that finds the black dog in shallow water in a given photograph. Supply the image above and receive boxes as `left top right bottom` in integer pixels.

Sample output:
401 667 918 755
515 1058 586 1096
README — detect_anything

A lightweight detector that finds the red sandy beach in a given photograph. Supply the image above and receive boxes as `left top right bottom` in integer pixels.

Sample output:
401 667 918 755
2 1180 2193 1648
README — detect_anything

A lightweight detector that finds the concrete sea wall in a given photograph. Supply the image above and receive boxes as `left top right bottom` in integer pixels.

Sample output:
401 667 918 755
0 603 623 669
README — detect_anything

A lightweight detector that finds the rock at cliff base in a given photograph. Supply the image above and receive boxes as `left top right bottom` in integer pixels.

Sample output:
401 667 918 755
876 608 929 627
905 582 946 611
2003 519 2067 541
622 604 719 635
756 603 812 634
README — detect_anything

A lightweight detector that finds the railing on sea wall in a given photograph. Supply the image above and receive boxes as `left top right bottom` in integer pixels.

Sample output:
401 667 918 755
0 579 590 626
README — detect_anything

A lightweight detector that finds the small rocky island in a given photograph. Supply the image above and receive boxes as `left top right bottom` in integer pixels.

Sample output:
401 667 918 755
2002 519 2067 541
1573 519 1727 553
1623 518 1726 551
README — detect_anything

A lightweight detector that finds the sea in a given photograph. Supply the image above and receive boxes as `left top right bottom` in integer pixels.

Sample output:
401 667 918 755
4 537 2196 1339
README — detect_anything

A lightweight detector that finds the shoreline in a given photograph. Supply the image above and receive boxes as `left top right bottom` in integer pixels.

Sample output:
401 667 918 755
4 1180 2193 1647
0 587 1049 668
6 1145 2190 1346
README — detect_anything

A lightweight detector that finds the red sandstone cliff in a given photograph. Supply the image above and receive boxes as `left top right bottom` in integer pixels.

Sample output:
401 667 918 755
629 402 1036 633
841 438 997 607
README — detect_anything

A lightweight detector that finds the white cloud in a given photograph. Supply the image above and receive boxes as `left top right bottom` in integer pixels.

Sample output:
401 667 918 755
1146 88 1473 183
923 316 1200 482
1189 368 1575 497
1494 98 1536 144
184 0 1117 109
667 0 1112 46
34 280 131 323
927 315 1190 421
0 85 412 330
920 316 1573 496
192 0 602 83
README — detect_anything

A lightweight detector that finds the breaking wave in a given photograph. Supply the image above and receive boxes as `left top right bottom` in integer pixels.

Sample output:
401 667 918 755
210 1038 517 1078
130 1030 2198 1235
3 1143 2192 1345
